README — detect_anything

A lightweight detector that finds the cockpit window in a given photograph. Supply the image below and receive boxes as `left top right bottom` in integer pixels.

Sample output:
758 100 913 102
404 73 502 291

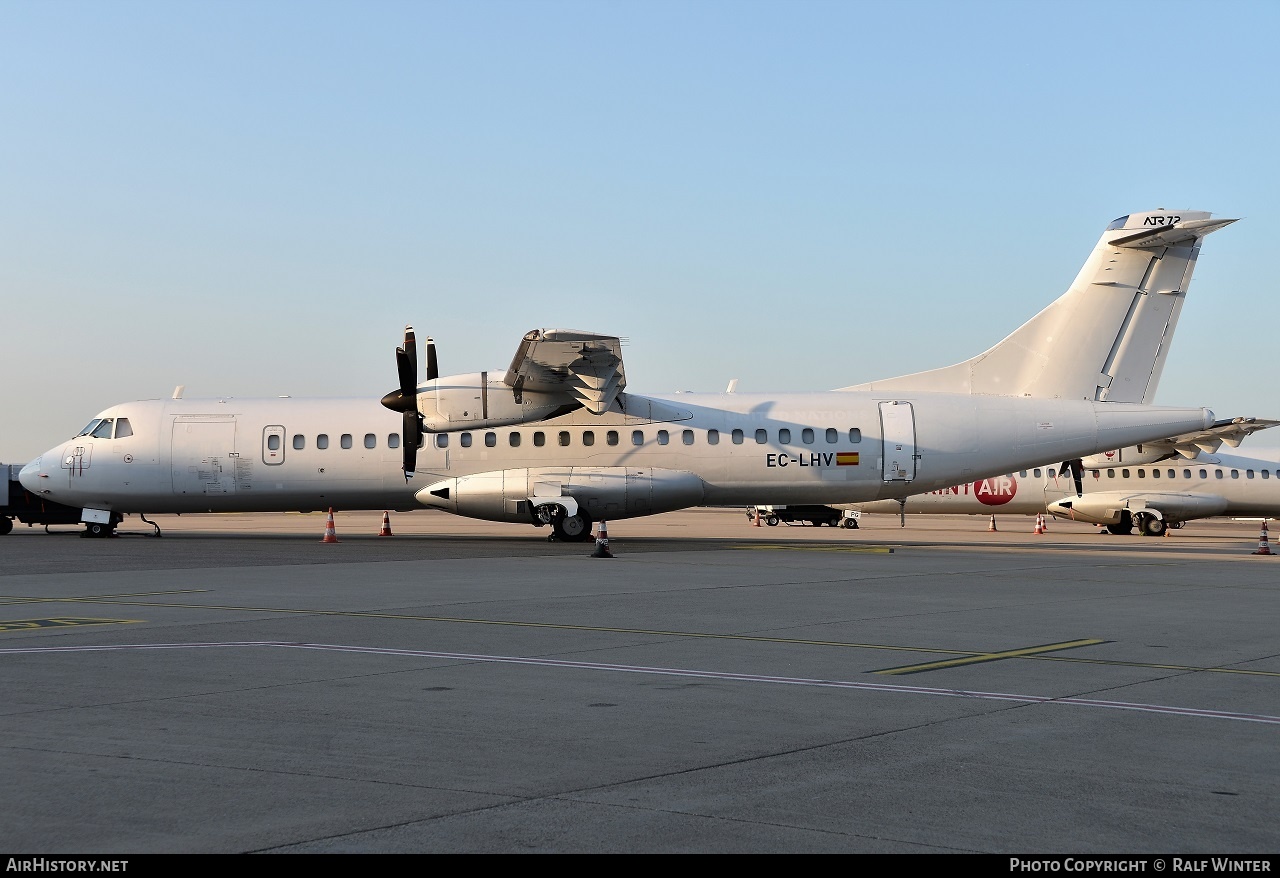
79 418 104 437
114 418 133 438
91 419 114 439
1106 215 1130 231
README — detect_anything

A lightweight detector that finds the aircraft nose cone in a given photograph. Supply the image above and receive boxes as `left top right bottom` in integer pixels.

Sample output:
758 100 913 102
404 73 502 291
18 458 44 493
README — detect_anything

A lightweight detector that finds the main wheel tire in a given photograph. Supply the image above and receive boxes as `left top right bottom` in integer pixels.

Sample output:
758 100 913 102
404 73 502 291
1141 515 1167 537
553 512 593 542
765 515 779 526
85 522 106 538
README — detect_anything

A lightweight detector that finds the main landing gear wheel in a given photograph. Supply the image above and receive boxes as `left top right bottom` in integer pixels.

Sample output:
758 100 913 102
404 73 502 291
1106 512 1134 536
81 522 111 538
552 511 593 542
1138 514 1167 537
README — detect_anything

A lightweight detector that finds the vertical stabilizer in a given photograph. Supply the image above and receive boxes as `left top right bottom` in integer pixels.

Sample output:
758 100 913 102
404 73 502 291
840 210 1236 400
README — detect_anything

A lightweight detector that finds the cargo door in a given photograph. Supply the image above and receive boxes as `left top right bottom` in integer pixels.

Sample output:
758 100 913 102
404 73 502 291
879 401 916 481
172 418 238 496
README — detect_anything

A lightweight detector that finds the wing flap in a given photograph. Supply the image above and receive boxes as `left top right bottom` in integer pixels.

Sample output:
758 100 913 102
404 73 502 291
505 329 627 414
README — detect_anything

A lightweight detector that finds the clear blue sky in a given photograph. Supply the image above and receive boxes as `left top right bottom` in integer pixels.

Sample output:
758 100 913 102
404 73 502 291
3 0 1277 463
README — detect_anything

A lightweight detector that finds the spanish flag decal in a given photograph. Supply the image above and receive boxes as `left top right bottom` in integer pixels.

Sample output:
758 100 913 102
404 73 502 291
836 452 860 466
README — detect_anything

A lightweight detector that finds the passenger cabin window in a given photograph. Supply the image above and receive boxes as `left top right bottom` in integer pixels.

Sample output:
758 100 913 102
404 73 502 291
1183 469 1191 478
657 430 669 445
1138 470 1146 478
802 428 814 444
731 429 744 445
559 431 571 447
1151 469 1160 479
534 432 546 447
1107 469 1115 478
364 433 376 449
509 432 521 447
583 431 595 447
1263 471 1271 480
293 434 305 450
755 429 767 444
778 428 791 444
1122 469 1130 478
706 429 719 445
317 434 329 450
607 430 619 446
1247 469 1255 479
1048 468 1056 478
460 433 472 448
1199 469 1207 479
1215 469 1223 479
825 428 838 443
1167 469 1175 478
1231 469 1240 479
849 428 861 443
485 432 497 447
115 418 133 438
632 430 644 446
1033 469 1042 478
340 434 353 449
436 434 448 448
388 434 400 449
682 430 694 445
267 435 281 451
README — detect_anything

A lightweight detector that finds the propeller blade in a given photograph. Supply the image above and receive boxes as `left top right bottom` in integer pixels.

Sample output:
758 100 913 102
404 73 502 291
425 336 438 381
382 325 420 414
1059 459 1084 497
402 411 421 477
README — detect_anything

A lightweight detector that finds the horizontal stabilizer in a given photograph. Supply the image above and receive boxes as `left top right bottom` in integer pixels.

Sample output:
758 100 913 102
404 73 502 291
1109 217 1237 250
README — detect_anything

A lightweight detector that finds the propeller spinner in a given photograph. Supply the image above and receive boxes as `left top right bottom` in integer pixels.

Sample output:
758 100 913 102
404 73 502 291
380 325 425 478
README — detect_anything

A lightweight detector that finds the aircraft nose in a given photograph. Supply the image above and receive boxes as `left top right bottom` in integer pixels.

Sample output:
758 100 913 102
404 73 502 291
18 458 46 494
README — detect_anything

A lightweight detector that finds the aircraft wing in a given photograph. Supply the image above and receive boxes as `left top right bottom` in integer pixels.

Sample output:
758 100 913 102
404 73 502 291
504 329 627 415
1160 417 1280 457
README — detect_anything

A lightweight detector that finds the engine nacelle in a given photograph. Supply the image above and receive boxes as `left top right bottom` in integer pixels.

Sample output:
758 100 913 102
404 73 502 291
420 372 569 431
1047 492 1228 525
415 466 706 523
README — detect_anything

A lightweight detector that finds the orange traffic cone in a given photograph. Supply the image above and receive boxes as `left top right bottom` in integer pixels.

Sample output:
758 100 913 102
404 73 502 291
379 511 393 537
321 508 339 543
1033 513 1044 535
753 508 762 527
591 520 613 558
988 515 998 532
1252 520 1273 556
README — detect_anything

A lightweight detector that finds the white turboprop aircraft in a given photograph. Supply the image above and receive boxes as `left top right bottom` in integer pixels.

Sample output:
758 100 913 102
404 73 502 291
16 209 1231 539
845 419 1280 536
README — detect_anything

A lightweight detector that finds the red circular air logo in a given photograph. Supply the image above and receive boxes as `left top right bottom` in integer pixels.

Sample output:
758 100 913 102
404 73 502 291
975 476 1017 506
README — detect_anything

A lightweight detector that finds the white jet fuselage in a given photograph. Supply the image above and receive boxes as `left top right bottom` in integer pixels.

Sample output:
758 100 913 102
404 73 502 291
20 391 1214 522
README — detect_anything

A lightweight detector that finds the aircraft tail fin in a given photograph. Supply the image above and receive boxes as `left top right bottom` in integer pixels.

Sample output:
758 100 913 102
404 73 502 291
840 210 1236 401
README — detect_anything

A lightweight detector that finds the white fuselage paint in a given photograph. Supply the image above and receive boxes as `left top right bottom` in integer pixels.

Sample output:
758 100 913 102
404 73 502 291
19 390 1214 525
849 450 1280 525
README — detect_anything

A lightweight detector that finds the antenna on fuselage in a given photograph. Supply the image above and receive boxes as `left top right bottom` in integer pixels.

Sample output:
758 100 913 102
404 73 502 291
172 385 185 399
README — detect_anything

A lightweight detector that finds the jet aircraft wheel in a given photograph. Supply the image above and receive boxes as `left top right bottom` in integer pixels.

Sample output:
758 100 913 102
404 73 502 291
0 517 12 536
1140 515 1167 537
765 515 779 527
553 511 593 542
